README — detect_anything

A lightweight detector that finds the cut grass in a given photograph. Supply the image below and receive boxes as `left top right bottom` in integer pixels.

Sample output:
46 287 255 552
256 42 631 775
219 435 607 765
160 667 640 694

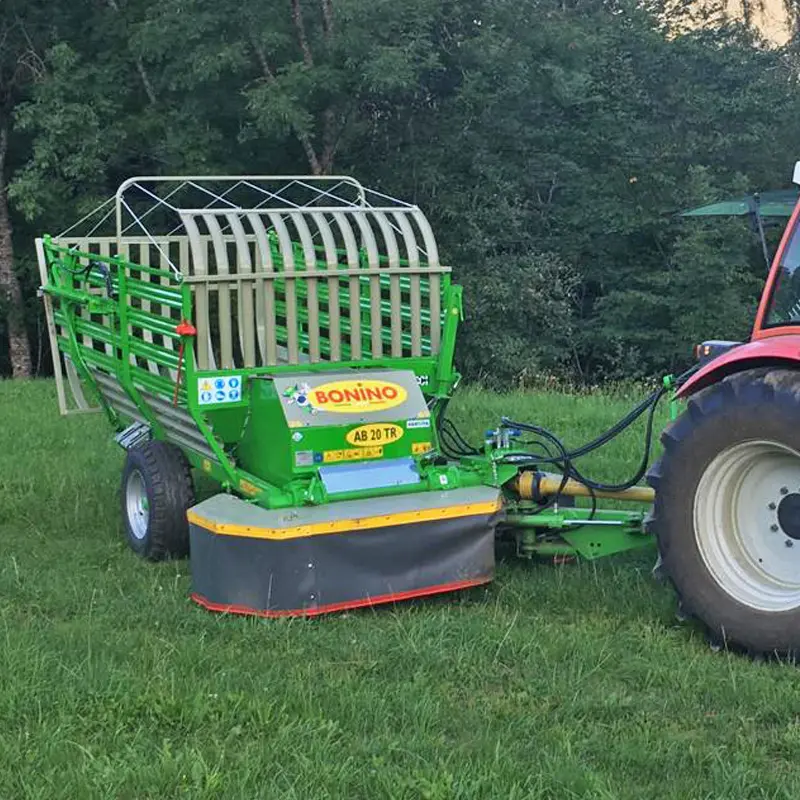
2 380 800 799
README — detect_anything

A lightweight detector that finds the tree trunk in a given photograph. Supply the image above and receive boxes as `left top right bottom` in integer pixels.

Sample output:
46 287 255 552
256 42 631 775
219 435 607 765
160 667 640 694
0 124 32 377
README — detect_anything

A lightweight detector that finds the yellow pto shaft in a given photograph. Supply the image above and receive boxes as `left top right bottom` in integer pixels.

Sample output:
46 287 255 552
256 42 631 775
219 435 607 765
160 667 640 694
515 471 655 504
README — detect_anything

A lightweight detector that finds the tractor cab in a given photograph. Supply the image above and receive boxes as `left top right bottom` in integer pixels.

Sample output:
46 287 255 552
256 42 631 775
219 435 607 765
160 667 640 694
682 168 800 360
755 182 800 336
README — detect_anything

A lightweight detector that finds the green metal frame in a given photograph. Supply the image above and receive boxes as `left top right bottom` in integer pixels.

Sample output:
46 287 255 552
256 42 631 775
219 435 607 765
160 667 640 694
40 178 659 564
41 237 477 510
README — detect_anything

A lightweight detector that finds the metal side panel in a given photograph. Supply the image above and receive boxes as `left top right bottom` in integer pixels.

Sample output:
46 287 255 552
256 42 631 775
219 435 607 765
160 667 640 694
272 369 428 427
188 485 503 535
138 388 217 459
92 370 145 422
89 368 216 459
319 458 420 495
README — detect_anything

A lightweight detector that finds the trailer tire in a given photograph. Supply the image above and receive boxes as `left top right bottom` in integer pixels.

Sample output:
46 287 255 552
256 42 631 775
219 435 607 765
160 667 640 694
121 440 195 561
647 367 800 657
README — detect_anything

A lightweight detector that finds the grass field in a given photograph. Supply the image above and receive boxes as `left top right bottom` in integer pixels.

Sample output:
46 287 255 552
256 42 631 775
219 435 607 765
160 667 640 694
3 380 800 799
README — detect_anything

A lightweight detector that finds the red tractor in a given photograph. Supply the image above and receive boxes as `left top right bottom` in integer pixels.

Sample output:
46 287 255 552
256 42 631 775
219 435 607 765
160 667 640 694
648 163 800 656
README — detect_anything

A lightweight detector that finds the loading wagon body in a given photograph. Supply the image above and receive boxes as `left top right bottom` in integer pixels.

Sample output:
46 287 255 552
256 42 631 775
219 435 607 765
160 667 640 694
38 175 654 618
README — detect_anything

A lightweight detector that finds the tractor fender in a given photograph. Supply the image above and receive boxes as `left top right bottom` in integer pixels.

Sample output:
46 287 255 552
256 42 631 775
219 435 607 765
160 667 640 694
678 334 800 399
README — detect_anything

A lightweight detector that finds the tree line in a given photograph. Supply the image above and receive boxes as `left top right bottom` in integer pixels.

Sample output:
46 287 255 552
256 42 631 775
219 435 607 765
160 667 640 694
2 0 799 385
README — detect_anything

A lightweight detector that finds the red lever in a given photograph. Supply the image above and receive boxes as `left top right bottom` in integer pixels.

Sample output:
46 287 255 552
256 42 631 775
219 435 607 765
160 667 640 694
176 321 197 337
173 319 197 406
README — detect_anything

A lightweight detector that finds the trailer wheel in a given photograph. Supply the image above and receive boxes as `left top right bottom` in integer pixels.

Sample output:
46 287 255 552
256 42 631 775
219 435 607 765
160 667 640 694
120 440 195 561
647 367 800 656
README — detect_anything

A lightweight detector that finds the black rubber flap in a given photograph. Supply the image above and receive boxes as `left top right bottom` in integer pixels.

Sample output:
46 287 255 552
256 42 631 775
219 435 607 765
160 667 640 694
189 510 499 616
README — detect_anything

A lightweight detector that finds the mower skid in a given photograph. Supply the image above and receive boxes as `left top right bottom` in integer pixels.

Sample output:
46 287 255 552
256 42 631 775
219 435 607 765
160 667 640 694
188 488 504 617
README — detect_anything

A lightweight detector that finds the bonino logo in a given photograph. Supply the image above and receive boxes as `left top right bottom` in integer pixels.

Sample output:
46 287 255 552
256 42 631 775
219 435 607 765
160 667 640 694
310 380 407 413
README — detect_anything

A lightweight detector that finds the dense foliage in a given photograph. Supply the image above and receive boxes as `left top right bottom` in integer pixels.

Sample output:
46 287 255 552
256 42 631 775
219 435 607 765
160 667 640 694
2 0 799 384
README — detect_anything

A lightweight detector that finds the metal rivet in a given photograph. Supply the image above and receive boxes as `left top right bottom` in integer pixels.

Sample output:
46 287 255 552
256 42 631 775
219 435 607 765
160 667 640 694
771 524 779 532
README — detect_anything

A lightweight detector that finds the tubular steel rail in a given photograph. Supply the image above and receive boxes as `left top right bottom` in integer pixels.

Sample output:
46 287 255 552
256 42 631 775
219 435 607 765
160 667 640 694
38 176 459 411
36 176 463 505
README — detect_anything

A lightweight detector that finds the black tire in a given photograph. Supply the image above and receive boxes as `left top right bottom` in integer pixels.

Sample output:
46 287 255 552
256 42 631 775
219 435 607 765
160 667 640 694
120 440 195 561
647 367 800 657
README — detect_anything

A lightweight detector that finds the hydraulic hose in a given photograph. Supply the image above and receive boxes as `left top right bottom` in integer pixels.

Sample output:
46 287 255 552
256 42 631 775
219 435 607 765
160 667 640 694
436 363 701 496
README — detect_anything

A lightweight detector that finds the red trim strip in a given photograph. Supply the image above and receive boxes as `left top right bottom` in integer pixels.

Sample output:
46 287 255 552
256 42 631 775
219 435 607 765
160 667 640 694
190 576 491 618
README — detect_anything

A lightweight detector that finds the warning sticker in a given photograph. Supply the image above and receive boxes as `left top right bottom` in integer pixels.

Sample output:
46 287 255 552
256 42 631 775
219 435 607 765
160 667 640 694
412 442 433 455
239 479 260 497
323 447 383 463
295 450 314 467
198 375 243 406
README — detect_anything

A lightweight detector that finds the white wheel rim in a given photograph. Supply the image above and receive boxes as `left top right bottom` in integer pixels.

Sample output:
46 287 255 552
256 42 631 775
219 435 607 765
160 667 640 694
126 469 150 540
694 439 800 612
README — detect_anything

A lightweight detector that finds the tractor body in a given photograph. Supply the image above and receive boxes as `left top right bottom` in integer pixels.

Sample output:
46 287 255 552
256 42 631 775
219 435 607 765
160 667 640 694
646 163 800 656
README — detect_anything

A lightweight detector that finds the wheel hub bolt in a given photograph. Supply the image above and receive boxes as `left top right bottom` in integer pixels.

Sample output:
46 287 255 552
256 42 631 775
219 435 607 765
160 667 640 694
787 540 794 548
781 486 789 495
769 502 777 510
771 524 779 532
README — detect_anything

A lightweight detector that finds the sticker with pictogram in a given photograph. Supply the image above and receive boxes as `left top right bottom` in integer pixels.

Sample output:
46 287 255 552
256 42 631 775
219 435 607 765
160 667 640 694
198 375 243 405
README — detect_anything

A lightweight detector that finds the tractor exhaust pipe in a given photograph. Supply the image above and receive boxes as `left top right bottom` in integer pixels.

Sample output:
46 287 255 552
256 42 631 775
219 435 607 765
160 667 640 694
514 471 655 504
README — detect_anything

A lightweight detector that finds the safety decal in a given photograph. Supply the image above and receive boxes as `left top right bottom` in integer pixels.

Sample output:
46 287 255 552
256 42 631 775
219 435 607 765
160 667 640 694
295 450 314 467
198 375 242 405
239 479 260 497
323 447 383 463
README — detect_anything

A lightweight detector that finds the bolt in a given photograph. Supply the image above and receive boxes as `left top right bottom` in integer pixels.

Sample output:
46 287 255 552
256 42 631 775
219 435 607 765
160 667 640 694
771 524 779 532
781 486 789 495
769 502 777 511
787 540 794 548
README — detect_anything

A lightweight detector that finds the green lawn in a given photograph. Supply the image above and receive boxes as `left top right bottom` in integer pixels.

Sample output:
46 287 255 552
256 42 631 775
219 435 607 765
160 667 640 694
2 380 800 799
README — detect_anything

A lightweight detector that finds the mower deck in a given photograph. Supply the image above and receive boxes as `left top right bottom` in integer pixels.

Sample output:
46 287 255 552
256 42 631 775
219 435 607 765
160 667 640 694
188 487 503 617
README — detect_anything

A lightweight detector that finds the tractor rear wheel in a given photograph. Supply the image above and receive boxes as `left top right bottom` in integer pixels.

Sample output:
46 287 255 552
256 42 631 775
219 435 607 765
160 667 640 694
647 367 800 657
120 440 195 561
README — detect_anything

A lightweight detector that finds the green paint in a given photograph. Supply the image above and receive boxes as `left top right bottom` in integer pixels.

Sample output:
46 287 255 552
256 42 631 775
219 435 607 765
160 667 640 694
510 507 654 559
41 223 657 562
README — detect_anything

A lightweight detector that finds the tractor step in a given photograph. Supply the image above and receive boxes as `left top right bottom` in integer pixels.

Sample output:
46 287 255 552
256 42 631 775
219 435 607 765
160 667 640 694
187 487 503 617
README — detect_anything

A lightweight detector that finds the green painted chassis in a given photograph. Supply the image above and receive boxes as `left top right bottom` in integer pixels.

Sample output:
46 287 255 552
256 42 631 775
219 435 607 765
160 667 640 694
42 236 655 562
